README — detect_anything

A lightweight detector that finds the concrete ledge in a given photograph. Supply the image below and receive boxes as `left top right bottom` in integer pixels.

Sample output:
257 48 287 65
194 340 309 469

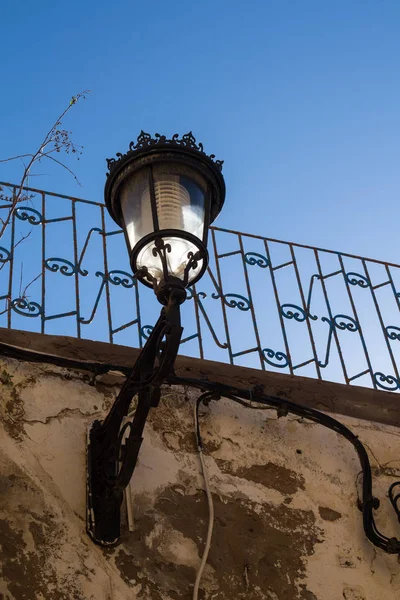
0 328 398 427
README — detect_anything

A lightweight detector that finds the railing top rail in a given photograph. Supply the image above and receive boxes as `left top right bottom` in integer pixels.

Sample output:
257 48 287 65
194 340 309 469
213 226 400 269
1 181 399 270
0 181 105 208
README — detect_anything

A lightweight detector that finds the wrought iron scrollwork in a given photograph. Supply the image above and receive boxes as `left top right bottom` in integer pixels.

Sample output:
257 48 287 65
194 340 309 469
183 250 204 286
186 287 206 301
108 270 137 288
11 298 42 317
141 325 154 340
15 206 43 225
222 294 251 311
374 372 400 392
45 258 88 277
107 131 224 175
151 238 171 283
135 238 207 300
386 326 400 341
130 130 152 149
331 314 359 332
281 304 317 322
262 348 290 368
178 131 204 152
346 272 370 288
244 252 269 268
0 247 11 263
211 286 251 311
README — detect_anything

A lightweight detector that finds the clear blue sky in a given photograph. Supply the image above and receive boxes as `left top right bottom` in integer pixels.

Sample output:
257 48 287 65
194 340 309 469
1 0 399 263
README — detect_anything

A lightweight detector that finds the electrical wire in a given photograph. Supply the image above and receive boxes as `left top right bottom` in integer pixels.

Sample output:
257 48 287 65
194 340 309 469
0 339 127 375
193 394 215 600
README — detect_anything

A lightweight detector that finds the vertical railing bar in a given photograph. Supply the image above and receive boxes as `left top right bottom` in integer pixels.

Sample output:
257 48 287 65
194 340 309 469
362 259 400 384
192 283 204 360
263 239 293 375
338 254 376 389
134 280 142 349
314 249 349 383
385 264 400 312
71 200 81 339
289 244 322 380
41 192 46 335
238 234 265 370
306 275 317 313
211 228 233 364
100 206 113 343
7 188 16 330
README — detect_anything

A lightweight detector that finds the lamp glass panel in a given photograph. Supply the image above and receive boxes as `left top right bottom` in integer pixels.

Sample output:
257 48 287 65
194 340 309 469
120 168 153 251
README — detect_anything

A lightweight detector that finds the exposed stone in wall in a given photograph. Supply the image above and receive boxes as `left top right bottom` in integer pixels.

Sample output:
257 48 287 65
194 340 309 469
0 354 399 599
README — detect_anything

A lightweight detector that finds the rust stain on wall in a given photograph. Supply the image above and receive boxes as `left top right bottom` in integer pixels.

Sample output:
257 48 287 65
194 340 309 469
318 506 342 522
0 369 25 441
216 460 306 495
0 460 88 599
115 482 322 599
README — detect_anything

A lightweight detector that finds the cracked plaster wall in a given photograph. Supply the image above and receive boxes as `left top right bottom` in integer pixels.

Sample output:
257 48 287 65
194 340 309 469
0 354 400 599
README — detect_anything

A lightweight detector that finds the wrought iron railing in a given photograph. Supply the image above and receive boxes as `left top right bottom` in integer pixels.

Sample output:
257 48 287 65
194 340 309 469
1 181 400 393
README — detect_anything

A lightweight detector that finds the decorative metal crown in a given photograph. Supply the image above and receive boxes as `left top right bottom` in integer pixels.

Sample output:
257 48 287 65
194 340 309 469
106 131 224 175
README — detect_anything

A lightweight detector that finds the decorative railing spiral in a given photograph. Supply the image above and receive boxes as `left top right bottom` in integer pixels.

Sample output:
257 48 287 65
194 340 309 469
1 180 400 393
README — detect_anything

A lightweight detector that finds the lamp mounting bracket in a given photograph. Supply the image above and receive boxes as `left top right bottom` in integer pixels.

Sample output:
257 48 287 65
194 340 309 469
86 287 183 546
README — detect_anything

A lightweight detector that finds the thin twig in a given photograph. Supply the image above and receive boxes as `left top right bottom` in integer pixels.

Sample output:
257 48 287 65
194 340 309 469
14 230 32 250
0 231 32 273
0 154 34 164
0 89 90 240
45 154 82 186
20 272 42 299
19 264 23 298
0 297 10 316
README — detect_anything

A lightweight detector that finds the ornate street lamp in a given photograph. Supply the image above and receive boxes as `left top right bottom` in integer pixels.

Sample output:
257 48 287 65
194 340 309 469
87 132 226 546
104 131 225 304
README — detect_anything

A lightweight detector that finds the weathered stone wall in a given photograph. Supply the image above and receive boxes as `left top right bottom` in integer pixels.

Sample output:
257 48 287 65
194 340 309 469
0 347 400 599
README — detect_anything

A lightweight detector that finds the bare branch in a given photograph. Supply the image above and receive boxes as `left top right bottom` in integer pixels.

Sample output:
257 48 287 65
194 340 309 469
14 230 32 250
18 263 37 299
45 154 82 186
0 230 32 274
39 89 90 151
21 173 46 177
21 272 42 299
0 154 34 164
0 89 90 240
0 297 10 317
19 264 23 298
